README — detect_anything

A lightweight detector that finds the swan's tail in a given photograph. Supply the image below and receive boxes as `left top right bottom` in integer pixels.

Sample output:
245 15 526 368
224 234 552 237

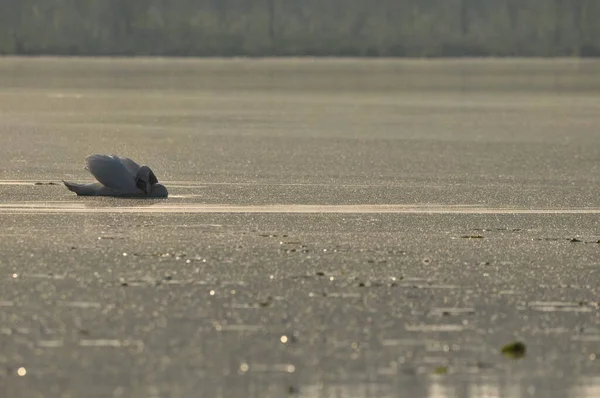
63 181 96 196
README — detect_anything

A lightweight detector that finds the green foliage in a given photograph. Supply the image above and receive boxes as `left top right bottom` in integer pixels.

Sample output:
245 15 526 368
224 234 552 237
0 0 598 56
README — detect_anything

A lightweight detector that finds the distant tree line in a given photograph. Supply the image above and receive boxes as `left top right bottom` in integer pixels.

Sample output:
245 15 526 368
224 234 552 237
1 0 599 57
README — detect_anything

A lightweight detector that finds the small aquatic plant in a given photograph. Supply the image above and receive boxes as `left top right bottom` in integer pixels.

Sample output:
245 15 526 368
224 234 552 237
501 341 526 359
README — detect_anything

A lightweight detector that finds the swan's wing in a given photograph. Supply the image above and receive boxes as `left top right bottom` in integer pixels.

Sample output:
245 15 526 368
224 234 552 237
85 154 137 192
118 156 141 176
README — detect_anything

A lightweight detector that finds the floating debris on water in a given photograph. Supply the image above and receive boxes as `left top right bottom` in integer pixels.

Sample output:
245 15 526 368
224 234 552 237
429 307 475 316
501 341 526 359
259 296 273 307
433 366 448 375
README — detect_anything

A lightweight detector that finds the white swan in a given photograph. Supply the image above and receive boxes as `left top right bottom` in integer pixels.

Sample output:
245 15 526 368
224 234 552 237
63 154 168 197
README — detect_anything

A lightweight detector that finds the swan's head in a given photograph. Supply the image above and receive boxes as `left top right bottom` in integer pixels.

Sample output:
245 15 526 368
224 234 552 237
135 166 159 195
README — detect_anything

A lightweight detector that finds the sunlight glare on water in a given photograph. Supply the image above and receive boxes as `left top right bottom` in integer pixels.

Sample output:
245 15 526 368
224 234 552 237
2 58 600 398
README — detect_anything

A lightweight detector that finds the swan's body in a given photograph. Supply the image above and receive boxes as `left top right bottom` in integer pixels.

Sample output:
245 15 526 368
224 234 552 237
63 155 168 197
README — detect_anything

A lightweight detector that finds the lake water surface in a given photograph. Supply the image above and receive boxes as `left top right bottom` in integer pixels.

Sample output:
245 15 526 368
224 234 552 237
1 58 600 398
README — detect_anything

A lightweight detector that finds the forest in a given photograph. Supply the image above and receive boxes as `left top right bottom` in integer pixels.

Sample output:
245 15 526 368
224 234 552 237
1 0 599 57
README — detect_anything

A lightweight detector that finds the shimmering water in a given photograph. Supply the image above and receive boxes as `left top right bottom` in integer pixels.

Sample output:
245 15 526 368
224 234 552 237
1 58 600 398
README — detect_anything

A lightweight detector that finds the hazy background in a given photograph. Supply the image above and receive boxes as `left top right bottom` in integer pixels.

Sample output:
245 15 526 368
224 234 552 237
1 0 599 57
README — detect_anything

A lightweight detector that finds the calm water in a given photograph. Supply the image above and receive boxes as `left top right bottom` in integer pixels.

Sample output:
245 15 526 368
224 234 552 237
1 58 600 398
1 57 600 185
